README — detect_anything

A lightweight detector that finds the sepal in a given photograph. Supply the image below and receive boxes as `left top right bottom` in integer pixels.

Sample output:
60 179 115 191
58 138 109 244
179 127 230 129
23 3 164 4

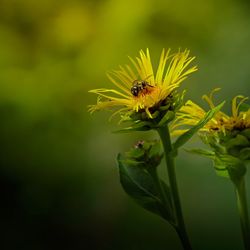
113 91 186 133
112 121 152 133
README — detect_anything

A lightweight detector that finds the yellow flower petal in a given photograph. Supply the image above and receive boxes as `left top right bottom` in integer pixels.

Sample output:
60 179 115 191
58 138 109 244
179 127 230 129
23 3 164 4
89 48 197 120
173 89 250 136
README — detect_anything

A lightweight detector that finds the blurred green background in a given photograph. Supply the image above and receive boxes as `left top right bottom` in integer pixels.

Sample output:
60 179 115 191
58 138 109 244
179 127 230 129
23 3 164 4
1 0 250 249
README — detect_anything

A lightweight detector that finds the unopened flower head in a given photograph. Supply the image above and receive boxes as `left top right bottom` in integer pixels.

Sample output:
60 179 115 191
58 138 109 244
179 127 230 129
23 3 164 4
89 49 197 121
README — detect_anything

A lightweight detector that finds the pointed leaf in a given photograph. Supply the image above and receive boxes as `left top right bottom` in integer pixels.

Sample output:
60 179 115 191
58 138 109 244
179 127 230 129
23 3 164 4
213 158 230 178
186 148 215 159
240 129 250 139
186 148 229 177
239 147 250 161
219 155 246 181
113 122 151 133
172 101 225 150
225 134 249 150
148 141 162 158
157 111 175 127
117 154 173 222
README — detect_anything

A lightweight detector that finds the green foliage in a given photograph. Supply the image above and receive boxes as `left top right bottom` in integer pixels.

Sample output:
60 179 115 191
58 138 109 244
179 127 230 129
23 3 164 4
188 147 247 180
157 111 175 127
239 148 250 161
213 158 230 178
117 140 175 223
220 155 246 182
205 128 250 162
172 101 225 151
186 148 215 158
186 148 229 177
240 128 250 139
124 140 163 170
225 134 249 150
113 121 152 133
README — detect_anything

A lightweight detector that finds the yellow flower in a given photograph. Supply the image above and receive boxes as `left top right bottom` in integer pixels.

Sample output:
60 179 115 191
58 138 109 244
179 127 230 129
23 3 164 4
172 88 250 135
89 49 197 120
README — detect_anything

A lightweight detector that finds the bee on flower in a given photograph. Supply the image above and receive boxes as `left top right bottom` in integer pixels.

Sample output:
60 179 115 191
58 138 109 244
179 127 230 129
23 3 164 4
88 49 197 125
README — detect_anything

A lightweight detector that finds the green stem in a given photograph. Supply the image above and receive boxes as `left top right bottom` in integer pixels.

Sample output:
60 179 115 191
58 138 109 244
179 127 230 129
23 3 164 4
234 178 250 250
157 126 192 250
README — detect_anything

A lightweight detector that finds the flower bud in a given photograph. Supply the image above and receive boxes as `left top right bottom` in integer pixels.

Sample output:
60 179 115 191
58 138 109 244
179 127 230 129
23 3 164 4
125 140 163 169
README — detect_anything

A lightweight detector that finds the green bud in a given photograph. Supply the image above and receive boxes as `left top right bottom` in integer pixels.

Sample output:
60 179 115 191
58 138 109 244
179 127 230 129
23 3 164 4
208 129 250 162
125 140 163 169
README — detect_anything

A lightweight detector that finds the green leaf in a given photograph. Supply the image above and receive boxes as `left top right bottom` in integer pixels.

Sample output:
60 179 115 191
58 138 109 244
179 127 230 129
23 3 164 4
125 140 163 168
225 134 249 150
113 121 151 133
239 147 250 160
172 101 225 150
117 154 173 222
186 148 215 159
157 111 175 127
126 147 145 159
219 155 246 181
186 148 230 178
228 162 246 182
148 141 162 158
173 90 186 111
240 128 250 139
213 158 229 178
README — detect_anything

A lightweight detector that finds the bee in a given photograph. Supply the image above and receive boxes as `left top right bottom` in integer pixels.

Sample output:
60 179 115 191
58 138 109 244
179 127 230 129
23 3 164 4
131 78 154 97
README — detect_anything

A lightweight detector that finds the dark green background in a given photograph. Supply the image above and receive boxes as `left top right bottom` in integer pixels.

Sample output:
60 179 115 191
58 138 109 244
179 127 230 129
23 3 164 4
1 0 250 249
